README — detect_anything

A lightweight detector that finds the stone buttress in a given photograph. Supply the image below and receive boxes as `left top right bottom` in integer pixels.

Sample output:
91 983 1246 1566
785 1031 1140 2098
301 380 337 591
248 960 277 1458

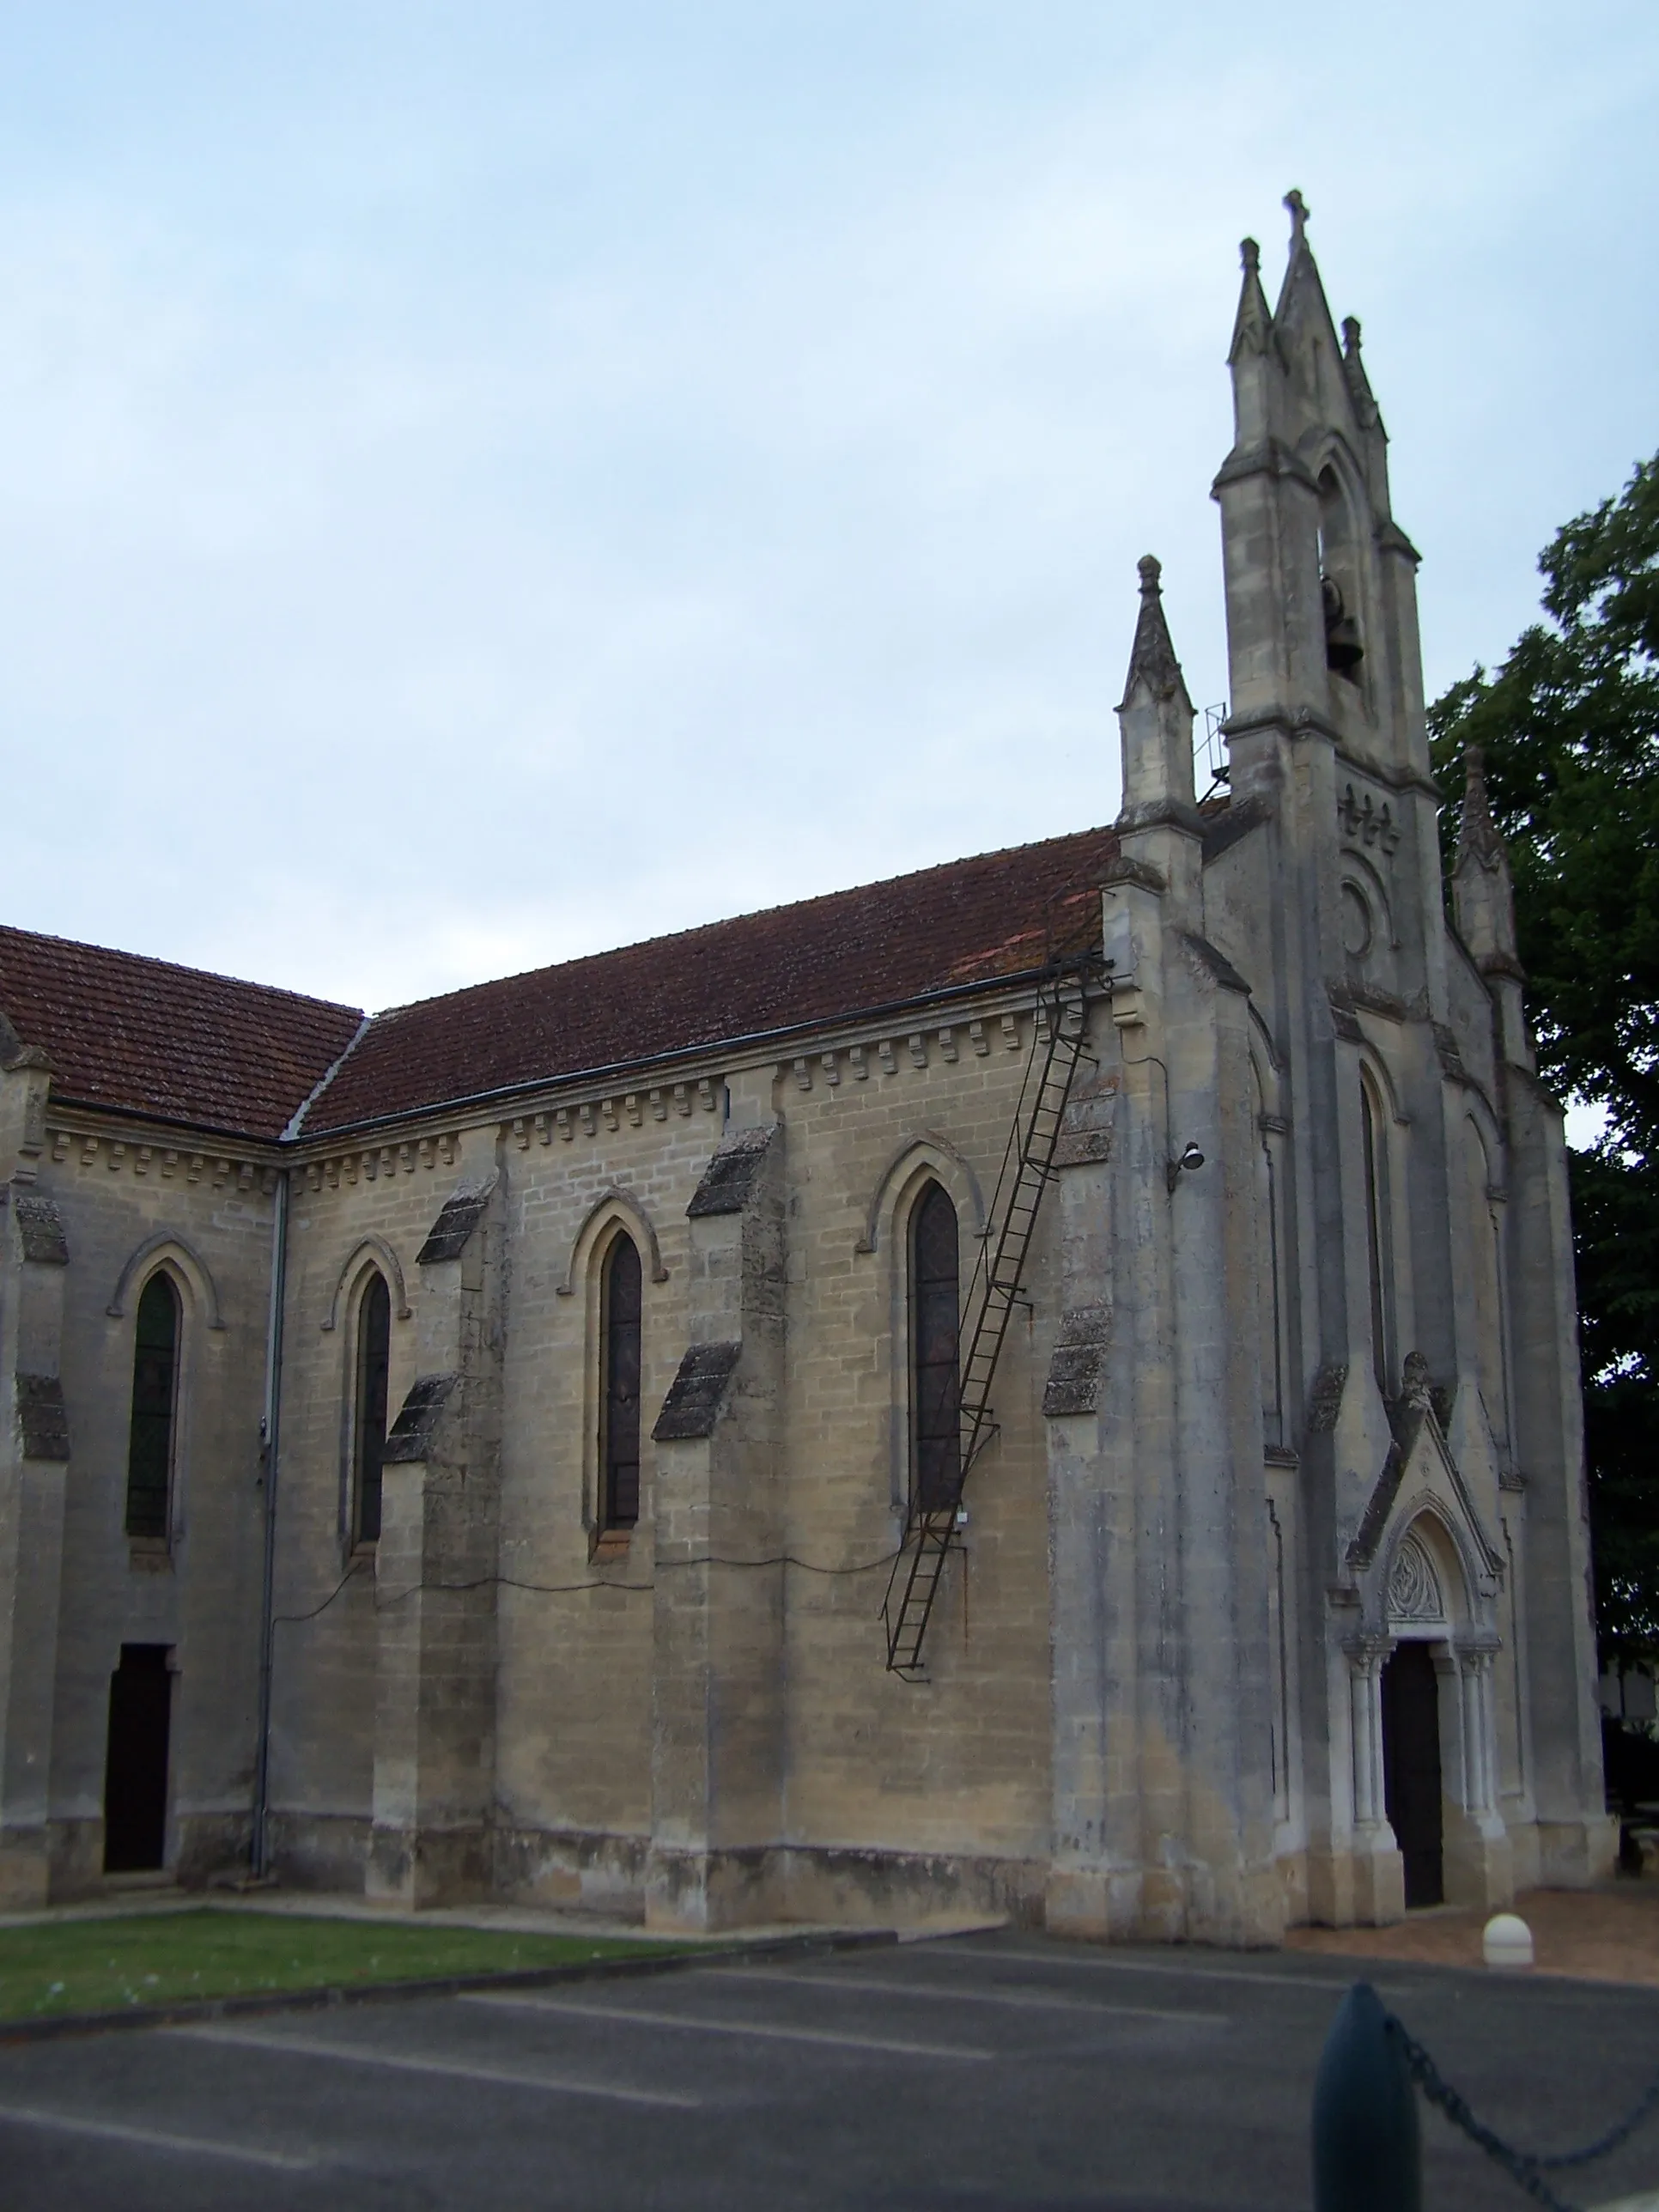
1046 556 1282 1943
0 1039 69 1907
646 1089 787 1930
368 1173 506 1905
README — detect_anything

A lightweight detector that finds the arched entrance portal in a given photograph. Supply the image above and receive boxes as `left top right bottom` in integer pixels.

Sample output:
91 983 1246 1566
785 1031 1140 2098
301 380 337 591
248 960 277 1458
1380 1522 1461 1909
1381 1641 1443 1905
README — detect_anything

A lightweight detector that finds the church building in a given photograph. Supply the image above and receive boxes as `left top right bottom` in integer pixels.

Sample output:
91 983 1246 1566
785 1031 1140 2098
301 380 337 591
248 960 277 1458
0 201 1613 1942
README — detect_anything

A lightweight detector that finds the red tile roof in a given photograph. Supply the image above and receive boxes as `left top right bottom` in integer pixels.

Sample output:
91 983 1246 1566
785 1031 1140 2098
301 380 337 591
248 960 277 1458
303 823 1118 1136
1 823 1121 1143
0 927 364 1142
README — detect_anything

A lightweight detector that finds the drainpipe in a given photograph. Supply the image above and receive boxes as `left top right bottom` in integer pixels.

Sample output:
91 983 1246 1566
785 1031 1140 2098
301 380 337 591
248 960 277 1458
251 1164 290 1878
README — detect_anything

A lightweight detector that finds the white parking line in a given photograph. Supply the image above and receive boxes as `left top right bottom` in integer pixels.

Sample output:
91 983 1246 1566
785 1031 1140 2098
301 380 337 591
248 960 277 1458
974 1945 1389 1993
702 1965 1228 2027
172 2021 702 2109
0 2101 319 2171
465 1990 994 2060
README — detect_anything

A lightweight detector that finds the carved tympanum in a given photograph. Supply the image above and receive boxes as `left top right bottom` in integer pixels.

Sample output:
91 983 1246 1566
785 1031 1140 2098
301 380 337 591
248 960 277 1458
1388 1529 1445 1623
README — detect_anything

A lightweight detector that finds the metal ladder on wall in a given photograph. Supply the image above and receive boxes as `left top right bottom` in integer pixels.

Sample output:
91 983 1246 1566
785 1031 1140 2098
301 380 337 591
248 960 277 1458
881 964 1092 1677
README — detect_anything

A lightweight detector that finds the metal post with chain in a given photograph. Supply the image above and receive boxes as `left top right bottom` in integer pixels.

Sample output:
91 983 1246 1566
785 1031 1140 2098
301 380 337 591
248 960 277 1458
1313 1981 1659 2212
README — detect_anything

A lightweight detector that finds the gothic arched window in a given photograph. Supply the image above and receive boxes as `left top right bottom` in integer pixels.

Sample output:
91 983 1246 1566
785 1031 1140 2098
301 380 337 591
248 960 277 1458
599 1233 642 1530
354 1273 392 1544
909 1182 960 1514
125 1273 180 1540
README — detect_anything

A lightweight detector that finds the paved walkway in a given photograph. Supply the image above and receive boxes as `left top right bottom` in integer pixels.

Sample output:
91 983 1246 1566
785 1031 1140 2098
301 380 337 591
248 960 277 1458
0 1881 1002 1949
1286 1881 1659 1985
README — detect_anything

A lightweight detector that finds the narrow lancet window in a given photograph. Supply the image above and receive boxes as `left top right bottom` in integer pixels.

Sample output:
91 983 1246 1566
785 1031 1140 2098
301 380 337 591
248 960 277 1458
1360 1081 1390 1392
910 1182 961 1513
600 1233 642 1530
354 1273 392 1544
125 1274 179 1540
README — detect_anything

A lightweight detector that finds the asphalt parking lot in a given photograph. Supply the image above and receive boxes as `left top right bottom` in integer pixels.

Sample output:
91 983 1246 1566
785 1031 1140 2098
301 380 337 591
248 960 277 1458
1 1929 1656 2209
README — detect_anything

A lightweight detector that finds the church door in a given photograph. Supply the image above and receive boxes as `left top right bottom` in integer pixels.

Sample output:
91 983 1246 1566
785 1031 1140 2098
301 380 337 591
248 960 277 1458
103 1645 173 1872
1381 1641 1443 1906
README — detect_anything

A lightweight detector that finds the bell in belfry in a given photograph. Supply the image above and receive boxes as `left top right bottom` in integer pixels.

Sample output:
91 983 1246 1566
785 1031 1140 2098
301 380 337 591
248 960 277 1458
1322 570 1364 676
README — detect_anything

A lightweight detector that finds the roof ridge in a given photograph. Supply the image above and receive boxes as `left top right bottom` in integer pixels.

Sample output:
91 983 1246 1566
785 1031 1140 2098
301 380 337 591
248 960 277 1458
0 921 364 1020
366 819 1120 1024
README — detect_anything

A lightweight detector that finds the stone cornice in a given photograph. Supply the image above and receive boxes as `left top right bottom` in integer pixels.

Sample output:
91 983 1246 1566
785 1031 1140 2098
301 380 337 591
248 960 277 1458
1115 799 1206 839
46 1120 280 1196
1222 704 1342 746
1211 437 1321 497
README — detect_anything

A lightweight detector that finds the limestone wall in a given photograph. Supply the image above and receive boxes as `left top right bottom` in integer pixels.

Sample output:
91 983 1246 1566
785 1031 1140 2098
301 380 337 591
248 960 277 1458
21 1121 276 1897
264 1001 1063 1919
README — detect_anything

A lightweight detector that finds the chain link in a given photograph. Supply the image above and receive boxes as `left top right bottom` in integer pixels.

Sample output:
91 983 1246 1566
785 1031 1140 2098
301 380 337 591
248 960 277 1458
1384 2009 1659 2212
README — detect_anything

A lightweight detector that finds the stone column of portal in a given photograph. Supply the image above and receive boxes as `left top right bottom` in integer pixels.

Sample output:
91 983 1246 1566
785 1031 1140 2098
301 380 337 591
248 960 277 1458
1345 1637 1404 1923
1443 1640 1513 1912
0 1105 70 1910
646 1100 786 1933
368 1177 503 1908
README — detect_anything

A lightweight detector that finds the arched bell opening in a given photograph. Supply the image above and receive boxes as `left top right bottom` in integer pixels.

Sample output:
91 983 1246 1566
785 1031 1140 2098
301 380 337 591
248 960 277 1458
1317 464 1365 683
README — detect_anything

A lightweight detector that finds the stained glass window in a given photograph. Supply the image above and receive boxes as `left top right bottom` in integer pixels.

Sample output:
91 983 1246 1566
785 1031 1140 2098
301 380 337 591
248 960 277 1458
125 1275 179 1540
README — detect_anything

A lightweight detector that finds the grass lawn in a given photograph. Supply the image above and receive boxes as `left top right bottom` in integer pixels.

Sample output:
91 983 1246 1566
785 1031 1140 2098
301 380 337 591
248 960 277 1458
0 1909 680 2022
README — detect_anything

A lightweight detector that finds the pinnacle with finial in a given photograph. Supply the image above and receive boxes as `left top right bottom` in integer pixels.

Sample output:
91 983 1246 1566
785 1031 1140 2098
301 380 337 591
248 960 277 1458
1284 188 1310 246
1340 313 1381 426
1457 745 1506 869
1121 552 1188 706
1229 232 1274 362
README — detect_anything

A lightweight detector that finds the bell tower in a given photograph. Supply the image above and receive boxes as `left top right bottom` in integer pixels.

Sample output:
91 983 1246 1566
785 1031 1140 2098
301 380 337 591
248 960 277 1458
1209 197 1478 1925
1215 191 1429 803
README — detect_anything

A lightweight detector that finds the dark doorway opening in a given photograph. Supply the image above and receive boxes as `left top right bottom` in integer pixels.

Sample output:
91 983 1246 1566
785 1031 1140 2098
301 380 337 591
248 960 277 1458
1381 1639 1443 1907
103 1644 173 1873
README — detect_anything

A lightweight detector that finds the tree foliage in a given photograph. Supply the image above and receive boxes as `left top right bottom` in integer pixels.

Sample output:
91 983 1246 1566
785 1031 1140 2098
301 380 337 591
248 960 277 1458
1429 453 1659 1667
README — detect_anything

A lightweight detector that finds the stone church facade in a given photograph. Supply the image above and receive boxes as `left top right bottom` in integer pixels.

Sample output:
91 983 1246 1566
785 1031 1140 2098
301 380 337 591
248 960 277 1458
0 204 1614 1942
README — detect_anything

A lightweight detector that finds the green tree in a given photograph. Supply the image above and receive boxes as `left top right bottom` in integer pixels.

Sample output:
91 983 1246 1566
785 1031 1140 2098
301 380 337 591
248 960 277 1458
1429 453 1659 1667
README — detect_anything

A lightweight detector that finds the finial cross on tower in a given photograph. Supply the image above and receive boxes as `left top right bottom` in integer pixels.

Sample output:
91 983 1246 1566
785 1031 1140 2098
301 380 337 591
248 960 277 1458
1284 188 1310 246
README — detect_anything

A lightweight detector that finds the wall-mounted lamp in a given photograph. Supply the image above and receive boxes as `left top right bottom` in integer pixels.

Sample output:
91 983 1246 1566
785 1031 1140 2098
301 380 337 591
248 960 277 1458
1123 1042 1208 1197
1165 1140 1206 1193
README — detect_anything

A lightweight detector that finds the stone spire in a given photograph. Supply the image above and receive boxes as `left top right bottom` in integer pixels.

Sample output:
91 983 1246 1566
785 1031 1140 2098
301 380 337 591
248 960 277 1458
1273 188 1316 315
1116 556 1196 829
1272 185 1333 345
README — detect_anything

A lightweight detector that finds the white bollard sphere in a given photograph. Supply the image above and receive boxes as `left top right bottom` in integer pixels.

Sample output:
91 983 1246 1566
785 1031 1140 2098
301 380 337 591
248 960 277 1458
1483 1911 1534 1970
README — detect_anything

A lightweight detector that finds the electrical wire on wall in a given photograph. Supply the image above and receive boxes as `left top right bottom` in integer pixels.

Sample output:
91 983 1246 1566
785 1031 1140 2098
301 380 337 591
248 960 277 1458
271 1546 906 1630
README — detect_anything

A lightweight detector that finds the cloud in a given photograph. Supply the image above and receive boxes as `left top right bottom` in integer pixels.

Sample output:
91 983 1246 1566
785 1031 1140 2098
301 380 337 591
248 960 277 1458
0 3 1654 1007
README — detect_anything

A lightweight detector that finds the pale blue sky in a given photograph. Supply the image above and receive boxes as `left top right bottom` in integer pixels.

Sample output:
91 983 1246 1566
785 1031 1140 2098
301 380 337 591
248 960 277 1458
1 3 1654 1012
